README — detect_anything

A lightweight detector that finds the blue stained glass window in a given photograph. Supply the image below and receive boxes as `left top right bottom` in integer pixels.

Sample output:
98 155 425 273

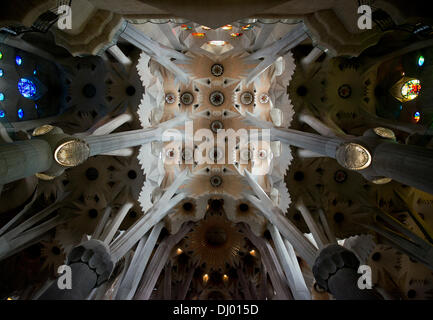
0 110 5 118
18 78 37 98
33 69 37 75
15 56 22 65
18 108 24 119
0 93 4 101
418 56 425 67
0 69 3 77
35 104 38 109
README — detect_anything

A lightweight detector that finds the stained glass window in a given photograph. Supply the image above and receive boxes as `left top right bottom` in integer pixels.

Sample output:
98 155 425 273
18 78 37 98
0 51 3 59
401 79 421 101
221 25 232 30
0 93 4 101
230 32 243 38
0 110 5 118
0 69 3 77
18 108 24 119
181 24 192 30
413 111 421 123
15 56 22 66
192 32 205 38
241 24 253 30
418 56 425 66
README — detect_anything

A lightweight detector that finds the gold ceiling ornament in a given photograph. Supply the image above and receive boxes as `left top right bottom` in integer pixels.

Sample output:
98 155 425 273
336 142 372 171
54 139 90 167
35 172 56 181
373 127 396 140
32 124 54 136
185 214 244 269
371 177 392 185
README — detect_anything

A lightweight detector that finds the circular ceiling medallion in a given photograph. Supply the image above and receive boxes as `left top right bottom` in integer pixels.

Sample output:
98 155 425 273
240 149 252 161
182 148 193 161
338 84 352 99
240 91 254 105
210 120 224 133
259 93 269 104
180 92 194 105
166 148 176 159
211 63 224 77
165 93 176 104
209 91 225 106
334 170 348 183
257 149 268 160
209 147 224 162
210 175 223 187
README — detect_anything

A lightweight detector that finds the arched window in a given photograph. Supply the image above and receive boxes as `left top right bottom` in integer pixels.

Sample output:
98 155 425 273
17 108 24 119
18 78 37 99
15 56 22 66
401 79 421 101
418 56 425 67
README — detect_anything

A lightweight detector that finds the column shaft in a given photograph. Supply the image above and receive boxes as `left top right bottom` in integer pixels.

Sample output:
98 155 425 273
371 142 433 194
271 127 343 158
0 139 52 185
85 128 161 157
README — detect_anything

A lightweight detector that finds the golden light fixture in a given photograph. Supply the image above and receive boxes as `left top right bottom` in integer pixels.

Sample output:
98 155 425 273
35 172 56 181
223 274 229 282
249 249 256 256
336 142 372 171
176 248 183 255
373 127 396 140
372 177 392 185
54 139 90 167
203 274 209 284
32 124 54 136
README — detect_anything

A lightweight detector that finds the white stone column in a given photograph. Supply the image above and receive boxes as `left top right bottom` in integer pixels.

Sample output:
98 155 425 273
116 222 164 300
251 22 277 51
133 222 193 300
107 45 132 69
244 23 308 84
120 22 192 84
301 47 324 70
269 224 311 300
